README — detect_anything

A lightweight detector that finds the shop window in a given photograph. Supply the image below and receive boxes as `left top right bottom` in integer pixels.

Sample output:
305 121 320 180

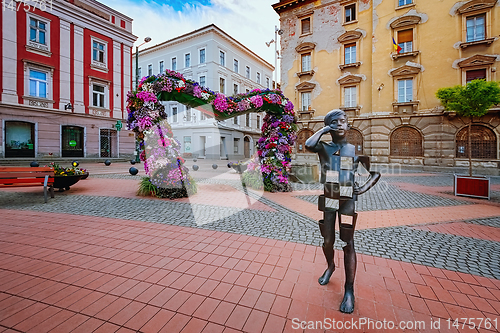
390 126 423 157
5 121 35 158
62 126 84 157
456 125 496 159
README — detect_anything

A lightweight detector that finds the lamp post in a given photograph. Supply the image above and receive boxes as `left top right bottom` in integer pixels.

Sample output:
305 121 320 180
266 26 283 89
135 36 152 91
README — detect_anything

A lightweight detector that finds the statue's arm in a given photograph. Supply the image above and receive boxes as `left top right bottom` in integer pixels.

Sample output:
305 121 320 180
353 156 381 195
305 126 331 153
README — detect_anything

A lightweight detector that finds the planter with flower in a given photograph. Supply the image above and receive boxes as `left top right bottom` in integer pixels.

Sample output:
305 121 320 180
47 162 88 191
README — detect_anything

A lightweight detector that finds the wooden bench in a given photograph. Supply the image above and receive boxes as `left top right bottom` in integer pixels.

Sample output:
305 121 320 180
0 167 55 203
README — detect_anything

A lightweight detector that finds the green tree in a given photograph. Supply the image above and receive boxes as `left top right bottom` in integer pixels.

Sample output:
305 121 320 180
436 79 500 176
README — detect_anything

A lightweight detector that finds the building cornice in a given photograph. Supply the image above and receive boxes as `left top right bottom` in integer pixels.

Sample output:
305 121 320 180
272 0 316 14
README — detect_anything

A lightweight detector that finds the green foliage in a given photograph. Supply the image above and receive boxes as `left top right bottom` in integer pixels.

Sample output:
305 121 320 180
137 176 197 199
241 170 264 191
436 80 500 118
137 177 159 197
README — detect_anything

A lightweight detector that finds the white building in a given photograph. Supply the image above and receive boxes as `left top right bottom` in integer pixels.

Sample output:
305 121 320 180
135 24 274 160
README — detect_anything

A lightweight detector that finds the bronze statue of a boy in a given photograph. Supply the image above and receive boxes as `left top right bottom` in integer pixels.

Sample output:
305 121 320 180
305 109 380 313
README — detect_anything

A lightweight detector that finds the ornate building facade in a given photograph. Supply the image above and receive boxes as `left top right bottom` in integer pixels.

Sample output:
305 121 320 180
0 0 136 160
273 0 500 172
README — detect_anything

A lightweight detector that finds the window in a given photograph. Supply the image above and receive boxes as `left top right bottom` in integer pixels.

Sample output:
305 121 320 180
398 79 413 102
29 18 46 45
266 78 270 89
92 40 105 63
138 67 142 78
257 115 261 130
172 106 178 122
397 29 413 53
172 57 177 71
5 121 35 158
184 136 191 153
148 64 152 76
344 86 356 108
220 51 225 66
391 127 422 156
92 84 105 108
234 59 239 73
246 66 250 79
199 49 206 64
456 125 496 159
301 53 311 72
344 43 356 64
62 126 84 158
185 108 191 122
233 84 238 95
466 14 485 42
301 92 311 111
345 3 356 23
466 69 486 83
398 0 412 6
234 138 240 153
185 53 191 68
256 72 261 84
200 75 206 87
159 61 164 73
234 116 238 125
301 17 311 34
246 114 250 127
220 77 225 93
29 69 47 98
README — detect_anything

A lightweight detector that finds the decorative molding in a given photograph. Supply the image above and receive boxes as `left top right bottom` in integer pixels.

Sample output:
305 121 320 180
90 108 111 117
390 64 422 76
392 101 419 114
88 76 111 85
390 15 422 29
339 62 361 70
337 30 362 43
297 70 315 77
22 59 55 71
459 38 495 49
297 9 314 18
338 74 362 85
456 0 497 14
296 81 316 91
391 51 420 60
457 54 497 68
295 42 316 53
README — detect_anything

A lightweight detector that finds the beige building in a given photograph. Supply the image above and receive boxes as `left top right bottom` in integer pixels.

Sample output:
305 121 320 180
273 0 500 173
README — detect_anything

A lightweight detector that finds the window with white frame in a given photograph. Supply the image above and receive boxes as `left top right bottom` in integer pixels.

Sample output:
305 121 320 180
344 86 356 107
92 84 105 108
344 3 356 23
233 116 239 125
234 59 239 73
29 17 47 45
398 79 413 102
200 75 206 87
171 57 177 71
246 113 250 127
246 66 250 79
29 69 48 98
256 72 261 84
159 61 164 73
220 77 225 93
172 106 178 122
301 92 311 111
92 40 106 64
199 48 206 64
266 78 270 89
137 67 142 79
301 53 311 72
185 53 191 68
234 84 238 95
234 138 239 153
148 64 152 76
257 115 261 129
344 43 356 64
466 14 485 42
398 0 412 6
397 29 413 53
220 51 225 66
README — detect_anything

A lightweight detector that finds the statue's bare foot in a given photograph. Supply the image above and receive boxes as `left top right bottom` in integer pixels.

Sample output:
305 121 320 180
318 265 335 285
340 287 355 313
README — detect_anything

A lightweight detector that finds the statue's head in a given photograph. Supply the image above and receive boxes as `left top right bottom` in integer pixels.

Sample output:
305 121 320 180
324 109 349 141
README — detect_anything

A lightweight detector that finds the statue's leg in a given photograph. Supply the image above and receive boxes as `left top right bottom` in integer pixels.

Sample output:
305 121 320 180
339 212 357 314
318 209 336 285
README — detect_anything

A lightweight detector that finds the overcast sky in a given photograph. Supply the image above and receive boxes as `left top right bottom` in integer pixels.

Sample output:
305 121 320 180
101 0 281 68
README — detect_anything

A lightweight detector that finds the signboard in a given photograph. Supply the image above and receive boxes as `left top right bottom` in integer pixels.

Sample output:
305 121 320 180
454 175 490 200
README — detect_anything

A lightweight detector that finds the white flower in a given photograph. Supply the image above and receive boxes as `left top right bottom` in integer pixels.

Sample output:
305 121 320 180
177 80 186 88
201 92 210 100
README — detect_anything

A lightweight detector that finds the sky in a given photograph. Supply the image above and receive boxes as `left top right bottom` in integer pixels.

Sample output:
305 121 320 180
101 0 281 68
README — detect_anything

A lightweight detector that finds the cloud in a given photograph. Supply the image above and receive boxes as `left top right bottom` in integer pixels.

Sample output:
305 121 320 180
101 0 280 66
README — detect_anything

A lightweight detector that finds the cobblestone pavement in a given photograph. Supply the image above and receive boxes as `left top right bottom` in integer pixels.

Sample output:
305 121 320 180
1 176 499 280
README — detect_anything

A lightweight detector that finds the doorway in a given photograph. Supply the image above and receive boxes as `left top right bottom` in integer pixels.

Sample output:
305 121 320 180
100 129 118 158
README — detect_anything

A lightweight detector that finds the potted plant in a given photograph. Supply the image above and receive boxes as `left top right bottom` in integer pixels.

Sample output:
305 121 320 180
47 162 88 191
436 79 500 199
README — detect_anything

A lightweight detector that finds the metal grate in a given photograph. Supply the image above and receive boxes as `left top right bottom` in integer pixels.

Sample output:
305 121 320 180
390 126 423 157
100 129 118 158
296 129 314 153
346 128 363 155
456 125 497 159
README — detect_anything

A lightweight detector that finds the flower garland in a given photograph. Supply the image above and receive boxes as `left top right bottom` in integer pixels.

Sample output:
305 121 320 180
127 70 296 193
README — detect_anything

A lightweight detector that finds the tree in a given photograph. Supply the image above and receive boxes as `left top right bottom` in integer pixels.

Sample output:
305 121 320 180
436 79 500 176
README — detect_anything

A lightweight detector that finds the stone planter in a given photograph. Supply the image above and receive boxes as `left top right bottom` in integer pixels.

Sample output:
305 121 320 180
54 175 83 191
454 174 490 200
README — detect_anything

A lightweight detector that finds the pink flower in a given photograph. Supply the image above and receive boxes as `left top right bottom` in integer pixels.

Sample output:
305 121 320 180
250 95 263 108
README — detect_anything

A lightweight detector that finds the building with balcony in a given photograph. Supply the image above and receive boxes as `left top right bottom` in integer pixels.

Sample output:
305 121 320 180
1 0 136 160
134 24 274 160
273 0 500 171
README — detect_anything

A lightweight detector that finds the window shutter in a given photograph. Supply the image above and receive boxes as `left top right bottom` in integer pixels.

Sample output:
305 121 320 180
466 69 486 82
398 29 413 43
302 18 310 34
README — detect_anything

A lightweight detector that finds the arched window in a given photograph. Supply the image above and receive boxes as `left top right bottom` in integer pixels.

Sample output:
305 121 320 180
456 125 497 159
346 128 363 154
296 129 314 153
390 126 423 156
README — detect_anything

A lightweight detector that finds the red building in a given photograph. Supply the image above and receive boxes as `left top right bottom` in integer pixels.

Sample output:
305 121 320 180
0 0 136 160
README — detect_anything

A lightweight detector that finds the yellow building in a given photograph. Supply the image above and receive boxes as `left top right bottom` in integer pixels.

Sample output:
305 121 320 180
273 0 500 173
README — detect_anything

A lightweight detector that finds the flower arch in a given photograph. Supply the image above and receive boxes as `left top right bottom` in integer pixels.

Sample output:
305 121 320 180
127 70 297 195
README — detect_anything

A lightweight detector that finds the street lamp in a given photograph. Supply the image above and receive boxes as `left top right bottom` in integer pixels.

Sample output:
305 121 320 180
135 36 152 90
266 26 283 89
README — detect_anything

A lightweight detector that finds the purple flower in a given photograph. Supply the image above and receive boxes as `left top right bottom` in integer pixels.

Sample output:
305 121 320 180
284 101 294 112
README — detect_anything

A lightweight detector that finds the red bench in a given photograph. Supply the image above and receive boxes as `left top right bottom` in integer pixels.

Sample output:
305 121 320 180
0 167 55 203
